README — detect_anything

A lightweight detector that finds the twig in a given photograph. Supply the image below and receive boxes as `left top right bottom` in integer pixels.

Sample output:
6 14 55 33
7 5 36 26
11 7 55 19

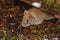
20 0 54 14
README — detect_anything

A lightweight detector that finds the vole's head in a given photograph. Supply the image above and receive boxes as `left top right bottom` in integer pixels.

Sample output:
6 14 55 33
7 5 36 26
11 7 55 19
21 10 33 27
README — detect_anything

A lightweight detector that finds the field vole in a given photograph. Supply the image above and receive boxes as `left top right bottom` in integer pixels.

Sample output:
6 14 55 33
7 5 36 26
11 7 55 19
21 8 55 27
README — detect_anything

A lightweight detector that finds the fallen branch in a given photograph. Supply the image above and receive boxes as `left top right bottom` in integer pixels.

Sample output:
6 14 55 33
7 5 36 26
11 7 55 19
20 0 54 14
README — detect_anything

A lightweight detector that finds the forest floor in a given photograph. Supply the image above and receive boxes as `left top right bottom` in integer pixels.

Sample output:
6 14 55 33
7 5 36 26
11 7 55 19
0 0 60 40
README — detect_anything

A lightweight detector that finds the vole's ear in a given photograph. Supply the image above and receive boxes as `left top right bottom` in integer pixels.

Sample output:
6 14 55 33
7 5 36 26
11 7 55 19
24 10 28 14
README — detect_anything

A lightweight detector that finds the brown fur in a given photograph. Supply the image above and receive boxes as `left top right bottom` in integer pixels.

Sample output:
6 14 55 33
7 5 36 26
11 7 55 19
21 8 55 27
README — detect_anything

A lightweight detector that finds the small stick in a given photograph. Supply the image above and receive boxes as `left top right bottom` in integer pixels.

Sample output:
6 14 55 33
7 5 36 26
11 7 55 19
20 0 54 14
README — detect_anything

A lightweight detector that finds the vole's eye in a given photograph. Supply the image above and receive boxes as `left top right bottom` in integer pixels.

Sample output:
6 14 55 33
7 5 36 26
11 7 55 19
27 20 28 22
